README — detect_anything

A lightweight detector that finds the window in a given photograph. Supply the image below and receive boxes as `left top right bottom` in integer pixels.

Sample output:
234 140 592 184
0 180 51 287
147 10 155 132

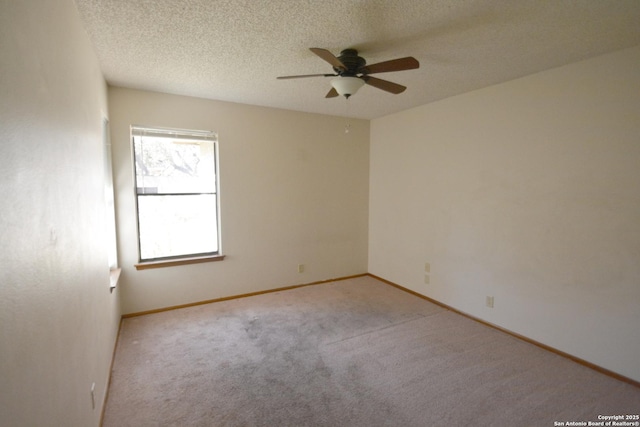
103 117 120 291
132 126 221 267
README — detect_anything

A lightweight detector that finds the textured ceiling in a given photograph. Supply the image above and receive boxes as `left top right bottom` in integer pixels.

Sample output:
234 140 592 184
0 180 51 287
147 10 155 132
75 0 640 119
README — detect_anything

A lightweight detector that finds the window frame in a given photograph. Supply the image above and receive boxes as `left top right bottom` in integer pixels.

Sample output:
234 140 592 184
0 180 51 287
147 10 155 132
103 117 122 289
131 125 223 269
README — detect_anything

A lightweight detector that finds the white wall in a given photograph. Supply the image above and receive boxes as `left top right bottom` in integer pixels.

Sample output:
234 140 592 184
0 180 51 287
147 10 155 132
369 46 640 381
0 1 121 426
108 88 369 314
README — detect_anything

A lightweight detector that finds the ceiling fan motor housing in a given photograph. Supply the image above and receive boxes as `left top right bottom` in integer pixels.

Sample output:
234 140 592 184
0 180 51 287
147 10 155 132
335 49 366 75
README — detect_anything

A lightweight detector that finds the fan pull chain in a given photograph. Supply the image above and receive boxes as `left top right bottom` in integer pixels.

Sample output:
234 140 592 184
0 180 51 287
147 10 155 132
344 97 351 134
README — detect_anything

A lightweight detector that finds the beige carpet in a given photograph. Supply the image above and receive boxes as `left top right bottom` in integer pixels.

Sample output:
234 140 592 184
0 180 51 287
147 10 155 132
103 276 640 426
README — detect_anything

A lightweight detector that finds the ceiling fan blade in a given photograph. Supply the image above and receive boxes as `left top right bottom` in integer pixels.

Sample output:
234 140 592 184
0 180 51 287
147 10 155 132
362 76 406 94
277 74 335 79
310 48 346 71
325 87 339 98
359 57 419 74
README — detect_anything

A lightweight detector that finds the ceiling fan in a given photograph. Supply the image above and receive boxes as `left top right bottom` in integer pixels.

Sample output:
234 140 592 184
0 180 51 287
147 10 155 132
277 48 419 99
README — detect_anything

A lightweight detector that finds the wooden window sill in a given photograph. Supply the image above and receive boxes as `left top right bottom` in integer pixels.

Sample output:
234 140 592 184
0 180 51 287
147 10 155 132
135 254 225 270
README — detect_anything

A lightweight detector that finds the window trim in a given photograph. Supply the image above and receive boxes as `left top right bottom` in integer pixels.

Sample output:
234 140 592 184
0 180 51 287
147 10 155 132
103 116 121 291
131 125 222 266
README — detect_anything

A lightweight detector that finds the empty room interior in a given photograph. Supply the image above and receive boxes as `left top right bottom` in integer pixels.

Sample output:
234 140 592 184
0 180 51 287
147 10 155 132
1 1 640 426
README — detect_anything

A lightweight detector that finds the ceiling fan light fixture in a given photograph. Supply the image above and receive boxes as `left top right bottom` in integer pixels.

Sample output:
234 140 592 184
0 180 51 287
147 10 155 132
331 76 365 98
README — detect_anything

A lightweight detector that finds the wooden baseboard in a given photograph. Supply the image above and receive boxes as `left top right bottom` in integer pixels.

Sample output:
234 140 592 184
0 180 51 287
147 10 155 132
114 272 638 389
122 273 368 318
368 273 640 389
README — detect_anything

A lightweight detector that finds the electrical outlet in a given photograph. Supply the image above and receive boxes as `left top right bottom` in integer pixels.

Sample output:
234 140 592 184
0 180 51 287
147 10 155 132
424 274 430 284
298 264 304 273
486 296 494 308
424 262 430 273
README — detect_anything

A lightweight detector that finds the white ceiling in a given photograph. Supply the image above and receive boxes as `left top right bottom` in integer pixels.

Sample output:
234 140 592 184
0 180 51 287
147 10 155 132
75 0 640 120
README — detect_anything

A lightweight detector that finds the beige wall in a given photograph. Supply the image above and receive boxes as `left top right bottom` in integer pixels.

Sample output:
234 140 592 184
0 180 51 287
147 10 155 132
369 45 640 381
108 88 370 314
0 1 121 426
2 2 637 423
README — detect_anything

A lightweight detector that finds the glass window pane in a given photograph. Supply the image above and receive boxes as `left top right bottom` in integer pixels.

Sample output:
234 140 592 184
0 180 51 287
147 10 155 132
137 195 218 260
134 136 216 194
